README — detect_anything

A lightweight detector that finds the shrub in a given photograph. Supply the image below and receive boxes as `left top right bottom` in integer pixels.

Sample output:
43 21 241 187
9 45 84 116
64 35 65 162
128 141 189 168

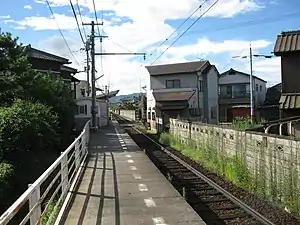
0 162 15 202
0 99 59 161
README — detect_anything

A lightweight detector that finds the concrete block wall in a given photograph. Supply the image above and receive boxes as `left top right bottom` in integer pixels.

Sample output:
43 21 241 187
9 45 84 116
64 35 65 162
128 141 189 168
120 110 136 121
169 118 300 213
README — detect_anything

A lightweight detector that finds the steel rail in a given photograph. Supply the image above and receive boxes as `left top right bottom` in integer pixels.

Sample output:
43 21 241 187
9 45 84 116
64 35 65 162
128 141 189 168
115 114 276 225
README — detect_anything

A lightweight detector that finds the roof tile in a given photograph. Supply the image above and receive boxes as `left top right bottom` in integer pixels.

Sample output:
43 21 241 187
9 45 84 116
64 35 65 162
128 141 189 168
274 30 300 54
146 61 210 76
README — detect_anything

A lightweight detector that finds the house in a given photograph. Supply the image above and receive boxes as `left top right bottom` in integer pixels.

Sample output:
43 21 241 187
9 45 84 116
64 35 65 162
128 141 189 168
26 45 79 95
258 83 281 121
274 30 300 118
146 60 219 132
72 80 89 99
74 97 108 131
218 68 267 122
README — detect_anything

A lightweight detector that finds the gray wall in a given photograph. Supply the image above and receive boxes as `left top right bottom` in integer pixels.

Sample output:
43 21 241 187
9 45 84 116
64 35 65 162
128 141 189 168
169 118 300 215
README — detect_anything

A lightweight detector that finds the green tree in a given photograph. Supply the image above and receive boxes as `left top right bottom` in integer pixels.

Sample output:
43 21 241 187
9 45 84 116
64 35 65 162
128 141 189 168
0 32 76 149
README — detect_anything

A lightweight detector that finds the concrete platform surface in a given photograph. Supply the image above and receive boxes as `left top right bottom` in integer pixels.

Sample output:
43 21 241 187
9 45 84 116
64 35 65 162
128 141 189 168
59 120 206 225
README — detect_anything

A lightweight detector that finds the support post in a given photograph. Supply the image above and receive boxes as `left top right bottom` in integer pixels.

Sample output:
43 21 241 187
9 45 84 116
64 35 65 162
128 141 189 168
61 152 68 198
28 184 41 225
74 140 80 170
249 43 254 123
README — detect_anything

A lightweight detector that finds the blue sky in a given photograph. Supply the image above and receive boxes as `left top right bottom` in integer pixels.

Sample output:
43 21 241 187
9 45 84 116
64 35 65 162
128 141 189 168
0 0 299 94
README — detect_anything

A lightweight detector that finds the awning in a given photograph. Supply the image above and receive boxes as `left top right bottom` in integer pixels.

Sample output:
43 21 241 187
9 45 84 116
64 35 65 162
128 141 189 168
279 93 300 109
153 91 195 102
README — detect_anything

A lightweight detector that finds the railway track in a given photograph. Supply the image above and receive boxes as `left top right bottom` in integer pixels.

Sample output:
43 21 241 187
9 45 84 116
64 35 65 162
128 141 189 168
114 115 276 225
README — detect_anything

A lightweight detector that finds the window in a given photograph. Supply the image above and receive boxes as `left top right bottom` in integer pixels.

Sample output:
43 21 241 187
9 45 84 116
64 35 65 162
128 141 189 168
147 111 151 120
199 80 204 92
256 84 258 91
211 106 217 119
166 79 180 88
260 85 262 92
81 89 86 97
78 105 87 115
226 85 232 94
151 112 156 120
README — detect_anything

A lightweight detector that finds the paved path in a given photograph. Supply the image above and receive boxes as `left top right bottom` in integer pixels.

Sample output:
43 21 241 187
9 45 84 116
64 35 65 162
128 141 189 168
59 120 205 225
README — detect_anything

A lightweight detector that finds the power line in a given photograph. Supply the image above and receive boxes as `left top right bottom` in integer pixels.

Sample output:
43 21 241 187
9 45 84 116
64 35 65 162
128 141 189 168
76 0 87 40
147 0 207 59
107 38 134 53
69 0 85 45
45 0 80 66
185 10 300 36
150 0 219 65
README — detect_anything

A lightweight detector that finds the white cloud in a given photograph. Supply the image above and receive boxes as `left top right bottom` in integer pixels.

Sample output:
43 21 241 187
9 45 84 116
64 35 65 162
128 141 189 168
24 5 32 10
0 15 10 19
23 0 271 94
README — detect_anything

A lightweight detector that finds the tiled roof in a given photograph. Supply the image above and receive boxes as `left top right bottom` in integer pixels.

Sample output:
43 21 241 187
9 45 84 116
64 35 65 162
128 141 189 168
145 61 210 76
26 45 70 64
279 93 300 109
274 30 300 55
61 65 77 73
153 91 195 102
220 68 267 83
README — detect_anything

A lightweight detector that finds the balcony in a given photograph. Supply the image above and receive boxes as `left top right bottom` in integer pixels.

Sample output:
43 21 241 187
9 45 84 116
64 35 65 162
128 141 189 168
219 92 252 105
220 92 250 99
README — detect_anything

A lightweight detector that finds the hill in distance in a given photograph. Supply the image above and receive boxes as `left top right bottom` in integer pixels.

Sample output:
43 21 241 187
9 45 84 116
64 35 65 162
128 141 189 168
109 93 141 104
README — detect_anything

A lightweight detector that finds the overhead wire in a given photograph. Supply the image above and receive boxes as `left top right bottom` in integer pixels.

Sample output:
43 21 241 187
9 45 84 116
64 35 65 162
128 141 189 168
147 0 208 59
150 0 219 65
69 0 85 45
45 0 80 66
76 0 88 40
185 10 300 36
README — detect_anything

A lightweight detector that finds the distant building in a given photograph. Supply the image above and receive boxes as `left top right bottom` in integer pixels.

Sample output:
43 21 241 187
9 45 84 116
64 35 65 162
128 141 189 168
72 80 89 99
258 83 281 121
218 68 267 122
74 97 108 131
146 60 219 132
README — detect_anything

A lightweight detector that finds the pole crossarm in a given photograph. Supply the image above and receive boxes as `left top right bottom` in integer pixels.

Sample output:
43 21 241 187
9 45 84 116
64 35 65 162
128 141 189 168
94 53 146 56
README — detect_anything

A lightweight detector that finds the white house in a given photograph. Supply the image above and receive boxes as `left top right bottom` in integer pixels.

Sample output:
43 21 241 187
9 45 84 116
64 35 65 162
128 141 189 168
218 68 267 122
74 97 108 131
72 80 89 99
146 60 219 132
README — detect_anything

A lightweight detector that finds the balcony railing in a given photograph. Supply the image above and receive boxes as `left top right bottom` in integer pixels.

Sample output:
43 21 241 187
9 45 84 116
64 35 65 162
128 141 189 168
219 92 250 99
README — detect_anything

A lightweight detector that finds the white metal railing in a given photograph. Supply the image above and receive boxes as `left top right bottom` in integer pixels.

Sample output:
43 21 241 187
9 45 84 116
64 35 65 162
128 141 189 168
0 120 90 225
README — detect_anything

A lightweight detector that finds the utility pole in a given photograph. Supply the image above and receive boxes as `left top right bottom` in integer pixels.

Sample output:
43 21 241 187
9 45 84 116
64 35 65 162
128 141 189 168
249 43 254 122
85 39 91 96
232 43 273 123
83 21 103 130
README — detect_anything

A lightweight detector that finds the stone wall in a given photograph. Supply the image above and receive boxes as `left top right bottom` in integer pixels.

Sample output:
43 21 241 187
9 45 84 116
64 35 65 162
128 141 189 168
169 118 300 214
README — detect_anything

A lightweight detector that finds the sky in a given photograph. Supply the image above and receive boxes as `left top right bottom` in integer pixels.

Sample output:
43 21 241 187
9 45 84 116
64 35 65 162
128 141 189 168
0 0 300 95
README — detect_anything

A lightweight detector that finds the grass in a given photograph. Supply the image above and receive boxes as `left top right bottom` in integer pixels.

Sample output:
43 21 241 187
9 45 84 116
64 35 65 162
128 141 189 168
158 132 300 217
134 124 157 134
41 199 62 225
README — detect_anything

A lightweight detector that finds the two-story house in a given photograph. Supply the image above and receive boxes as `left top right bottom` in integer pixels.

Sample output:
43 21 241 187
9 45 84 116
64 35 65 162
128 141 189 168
274 30 300 118
146 60 219 132
219 68 267 122
26 45 79 96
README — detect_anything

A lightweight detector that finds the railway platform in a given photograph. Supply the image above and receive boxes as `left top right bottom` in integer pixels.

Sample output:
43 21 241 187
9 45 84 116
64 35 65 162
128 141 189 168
59 119 205 225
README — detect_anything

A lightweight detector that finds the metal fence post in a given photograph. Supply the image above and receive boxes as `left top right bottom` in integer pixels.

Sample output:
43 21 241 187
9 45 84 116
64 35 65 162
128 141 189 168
61 152 69 198
28 184 41 225
74 140 80 170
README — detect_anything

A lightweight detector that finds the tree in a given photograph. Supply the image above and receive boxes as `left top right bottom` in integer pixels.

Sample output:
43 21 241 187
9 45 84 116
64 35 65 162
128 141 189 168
0 32 76 149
